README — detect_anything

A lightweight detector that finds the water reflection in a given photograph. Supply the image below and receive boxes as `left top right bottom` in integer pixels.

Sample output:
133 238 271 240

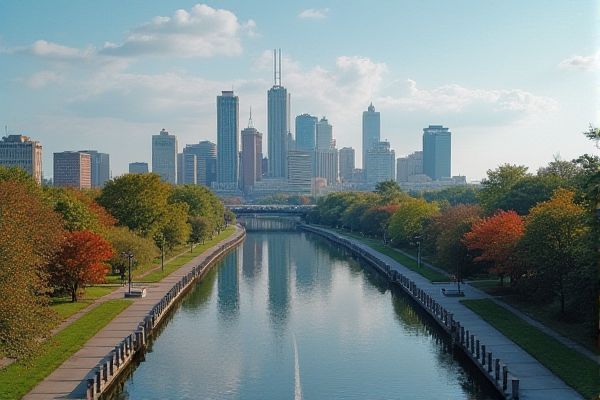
217 250 240 319
267 234 290 328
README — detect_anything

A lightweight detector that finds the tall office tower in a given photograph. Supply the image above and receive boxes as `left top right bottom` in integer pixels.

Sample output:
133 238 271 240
81 150 109 188
316 117 333 150
177 152 197 185
152 128 177 184
0 135 42 184
183 141 216 186
53 151 91 189
261 157 269 178
362 103 380 173
396 151 423 183
338 147 355 182
217 90 239 187
268 49 290 178
295 114 317 151
240 114 262 194
287 150 312 193
365 141 395 184
129 162 148 174
315 148 339 186
422 125 451 181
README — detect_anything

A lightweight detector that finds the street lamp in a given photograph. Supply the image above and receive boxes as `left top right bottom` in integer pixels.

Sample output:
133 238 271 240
122 251 134 295
412 235 422 268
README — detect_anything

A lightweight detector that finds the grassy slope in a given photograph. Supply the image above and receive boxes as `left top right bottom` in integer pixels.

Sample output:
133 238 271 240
461 299 599 400
0 299 131 400
50 285 117 319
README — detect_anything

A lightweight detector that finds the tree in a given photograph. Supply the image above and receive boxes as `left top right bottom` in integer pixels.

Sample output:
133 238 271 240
157 202 191 250
49 231 114 302
387 198 439 245
224 208 236 226
478 164 529 213
375 180 406 203
48 188 115 233
98 173 172 237
463 210 524 285
493 175 563 215
189 216 215 244
0 180 65 359
359 204 400 240
340 192 379 231
421 186 479 206
105 226 158 273
520 189 591 314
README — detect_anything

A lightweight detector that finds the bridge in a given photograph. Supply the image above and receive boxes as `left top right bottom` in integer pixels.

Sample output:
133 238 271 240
226 204 315 216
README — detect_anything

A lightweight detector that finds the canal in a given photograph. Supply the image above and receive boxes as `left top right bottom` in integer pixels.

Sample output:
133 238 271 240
112 230 500 399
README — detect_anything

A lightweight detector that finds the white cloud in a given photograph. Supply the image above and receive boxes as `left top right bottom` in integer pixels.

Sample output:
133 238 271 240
26 70 63 88
100 4 253 57
7 40 93 60
298 8 329 19
558 52 600 71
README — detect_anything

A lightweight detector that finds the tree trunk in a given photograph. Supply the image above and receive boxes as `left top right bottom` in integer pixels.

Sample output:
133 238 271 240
71 285 78 302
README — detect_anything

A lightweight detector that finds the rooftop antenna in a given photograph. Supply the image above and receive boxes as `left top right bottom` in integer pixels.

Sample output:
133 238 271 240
248 107 254 128
273 49 277 86
278 48 282 85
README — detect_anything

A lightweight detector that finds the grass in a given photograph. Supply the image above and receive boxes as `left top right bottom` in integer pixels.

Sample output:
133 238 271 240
0 299 131 400
461 299 600 400
50 285 117 320
332 229 451 282
141 226 236 283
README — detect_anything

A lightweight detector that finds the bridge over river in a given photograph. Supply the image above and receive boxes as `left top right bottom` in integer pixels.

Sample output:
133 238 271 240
228 204 314 231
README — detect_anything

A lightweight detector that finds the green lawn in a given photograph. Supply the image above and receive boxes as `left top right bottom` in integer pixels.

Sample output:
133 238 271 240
0 299 131 400
141 226 236 283
332 229 451 282
461 299 600 399
50 285 117 320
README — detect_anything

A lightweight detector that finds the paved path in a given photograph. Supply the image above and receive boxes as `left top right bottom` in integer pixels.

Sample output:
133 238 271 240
309 226 584 400
23 226 244 400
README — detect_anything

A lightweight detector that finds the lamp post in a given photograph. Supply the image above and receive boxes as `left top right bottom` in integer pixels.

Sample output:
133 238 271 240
122 251 134 295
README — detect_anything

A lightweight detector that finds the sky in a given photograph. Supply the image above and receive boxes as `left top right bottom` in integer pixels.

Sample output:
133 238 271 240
0 0 598 181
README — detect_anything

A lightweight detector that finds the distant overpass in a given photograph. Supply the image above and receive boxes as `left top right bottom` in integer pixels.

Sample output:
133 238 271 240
227 204 315 215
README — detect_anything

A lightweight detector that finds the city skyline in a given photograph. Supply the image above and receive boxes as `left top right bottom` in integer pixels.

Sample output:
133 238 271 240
0 1 597 180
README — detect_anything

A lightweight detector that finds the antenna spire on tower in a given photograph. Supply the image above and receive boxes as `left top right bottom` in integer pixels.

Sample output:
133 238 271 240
248 107 254 128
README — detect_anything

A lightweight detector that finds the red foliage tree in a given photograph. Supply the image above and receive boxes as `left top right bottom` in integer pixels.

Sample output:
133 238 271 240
463 210 524 285
49 230 114 302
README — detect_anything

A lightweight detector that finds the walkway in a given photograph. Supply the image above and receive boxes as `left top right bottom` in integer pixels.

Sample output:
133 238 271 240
23 226 245 400
308 226 583 400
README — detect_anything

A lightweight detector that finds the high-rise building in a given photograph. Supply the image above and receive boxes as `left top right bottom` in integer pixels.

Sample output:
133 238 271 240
183 141 216 186
315 149 339 186
177 152 197 185
338 147 355 182
365 141 395 184
81 150 109 188
396 151 423 183
53 151 91 188
129 162 148 174
261 157 269 178
240 115 262 194
295 114 318 151
422 125 451 181
0 135 42 184
316 117 333 150
362 103 380 171
287 150 312 193
217 90 239 187
268 49 290 178
152 128 177 184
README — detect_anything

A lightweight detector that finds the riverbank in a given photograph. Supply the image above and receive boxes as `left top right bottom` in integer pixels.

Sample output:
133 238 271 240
300 224 584 400
22 225 245 400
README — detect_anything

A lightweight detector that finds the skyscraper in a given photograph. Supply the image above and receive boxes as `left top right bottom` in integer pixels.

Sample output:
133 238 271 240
315 149 339 186
396 151 423 183
152 128 177 184
240 114 262 194
177 152 197 185
268 49 290 178
81 150 109 188
184 141 216 186
129 162 148 174
316 117 333 150
362 103 380 172
53 151 91 189
0 135 42 184
422 125 451 180
339 147 355 182
295 114 318 151
365 141 395 184
287 150 312 194
217 90 239 187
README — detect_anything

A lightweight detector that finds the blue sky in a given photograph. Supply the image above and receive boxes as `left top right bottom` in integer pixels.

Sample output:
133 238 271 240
0 1 598 180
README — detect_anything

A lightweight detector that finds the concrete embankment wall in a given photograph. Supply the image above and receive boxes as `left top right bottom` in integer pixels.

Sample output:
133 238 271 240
86 228 246 400
300 224 519 400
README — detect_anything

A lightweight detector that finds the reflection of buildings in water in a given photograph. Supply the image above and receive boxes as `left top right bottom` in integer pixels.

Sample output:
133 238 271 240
237 215 299 231
217 250 240 319
242 234 262 281
312 240 333 294
267 234 291 326
291 233 318 294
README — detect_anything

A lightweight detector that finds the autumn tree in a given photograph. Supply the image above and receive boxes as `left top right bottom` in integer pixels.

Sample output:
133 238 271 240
106 226 158 273
49 231 114 302
520 189 591 314
340 192 380 231
493 175 564 215
360 204 400 240
478 164 529 213
463 210 524 285
0 180 65 359
48 188 115 233
387 198 439 245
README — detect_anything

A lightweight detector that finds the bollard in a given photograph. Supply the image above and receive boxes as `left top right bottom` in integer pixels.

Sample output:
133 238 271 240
502 366 508 391
476 339 480 359
487 352 492 373
495 359 500 381
511 378 519 399
481 345 486 365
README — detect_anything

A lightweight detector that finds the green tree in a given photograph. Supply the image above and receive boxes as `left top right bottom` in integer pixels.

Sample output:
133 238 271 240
478 164 529 213
375 180 408 204
359 204 400 240
340 192 379 231
387 198 440 245
105 226 159 272
157 202 191 250
421 186 479 206
189 216 215 244
493 175 564 215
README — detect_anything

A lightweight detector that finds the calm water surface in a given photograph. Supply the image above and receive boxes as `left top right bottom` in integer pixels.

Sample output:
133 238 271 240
116 231 499 400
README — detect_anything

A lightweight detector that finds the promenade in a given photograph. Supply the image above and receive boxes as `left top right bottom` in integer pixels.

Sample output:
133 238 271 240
304 225 584 400
23 226 245 400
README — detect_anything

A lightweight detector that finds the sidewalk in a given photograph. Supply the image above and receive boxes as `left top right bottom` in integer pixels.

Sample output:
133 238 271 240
23 226 244 400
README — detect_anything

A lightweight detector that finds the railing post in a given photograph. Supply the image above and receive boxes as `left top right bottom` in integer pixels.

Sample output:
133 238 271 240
495 359 500 381
481 345 486 365
502 366 508 391
487 352 492 373
511 378 520 399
